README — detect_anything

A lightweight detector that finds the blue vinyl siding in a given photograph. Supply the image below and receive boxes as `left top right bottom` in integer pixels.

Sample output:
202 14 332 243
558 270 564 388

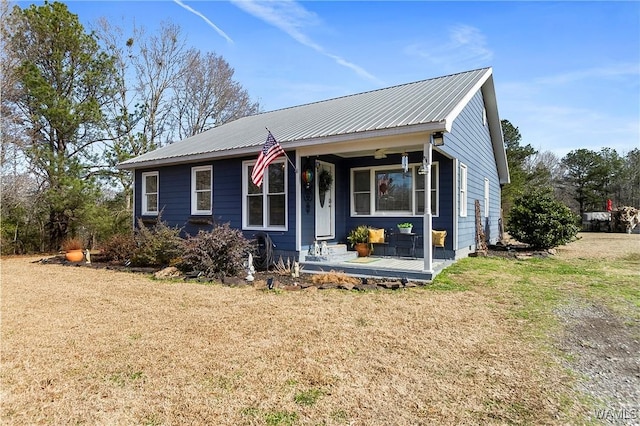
440 90 502 251
134 155 298 254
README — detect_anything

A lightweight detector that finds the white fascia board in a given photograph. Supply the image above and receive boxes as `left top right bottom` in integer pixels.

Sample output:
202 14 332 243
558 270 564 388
117 122 447 170
442 68 493 132
481 76 510 185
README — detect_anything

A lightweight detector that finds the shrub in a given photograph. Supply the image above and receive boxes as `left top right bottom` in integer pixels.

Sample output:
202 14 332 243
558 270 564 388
61 237 83 251
99 233 137 263
131 218 184 267
508 189 580 249
180 223 252 278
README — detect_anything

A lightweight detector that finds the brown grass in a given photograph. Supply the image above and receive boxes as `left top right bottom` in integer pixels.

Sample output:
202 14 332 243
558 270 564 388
2 232 636 425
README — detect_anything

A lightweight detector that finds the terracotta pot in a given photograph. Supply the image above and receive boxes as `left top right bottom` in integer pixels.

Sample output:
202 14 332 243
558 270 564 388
65 249 84 262
354 243 370 257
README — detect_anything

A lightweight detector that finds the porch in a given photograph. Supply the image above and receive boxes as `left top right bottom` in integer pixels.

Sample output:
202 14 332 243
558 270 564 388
301 255 454 283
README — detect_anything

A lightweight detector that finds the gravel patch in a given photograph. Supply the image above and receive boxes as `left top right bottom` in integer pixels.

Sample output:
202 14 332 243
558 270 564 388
556 300 640 425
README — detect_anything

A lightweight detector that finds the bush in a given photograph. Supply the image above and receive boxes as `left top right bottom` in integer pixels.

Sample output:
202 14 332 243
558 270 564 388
180 223 252 279
131 218 184 267
99 233 136 263
508 189 580 249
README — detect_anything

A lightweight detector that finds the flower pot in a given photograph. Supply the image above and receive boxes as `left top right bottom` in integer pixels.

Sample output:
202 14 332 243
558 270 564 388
354 243 370 257
398 227 412 234
65 249 84 262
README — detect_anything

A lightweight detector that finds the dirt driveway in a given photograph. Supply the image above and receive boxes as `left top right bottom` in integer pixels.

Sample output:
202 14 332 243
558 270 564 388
554 233 639 425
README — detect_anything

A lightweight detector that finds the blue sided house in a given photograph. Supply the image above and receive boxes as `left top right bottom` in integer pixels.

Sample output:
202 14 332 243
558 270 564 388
118 67 509 281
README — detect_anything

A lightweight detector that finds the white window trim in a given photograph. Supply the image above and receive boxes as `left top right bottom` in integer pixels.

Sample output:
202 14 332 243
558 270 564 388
191 165 213 215
350 163 439 217
141 171 159 216
460 163 468 217
242 159 288 231
484 177 490 218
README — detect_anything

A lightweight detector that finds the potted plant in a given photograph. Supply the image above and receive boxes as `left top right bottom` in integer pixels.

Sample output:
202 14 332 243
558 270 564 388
347 225 370 257
318 168 333 207
397 222 413 234
62 237 84 262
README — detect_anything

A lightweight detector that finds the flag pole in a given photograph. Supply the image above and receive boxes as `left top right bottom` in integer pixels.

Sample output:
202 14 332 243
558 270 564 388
266 127 297 173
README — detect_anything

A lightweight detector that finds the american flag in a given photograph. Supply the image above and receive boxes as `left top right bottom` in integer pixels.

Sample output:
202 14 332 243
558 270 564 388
251 131 285 187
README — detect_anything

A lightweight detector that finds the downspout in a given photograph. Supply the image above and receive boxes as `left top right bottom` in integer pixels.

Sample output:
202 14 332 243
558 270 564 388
423 141 434 274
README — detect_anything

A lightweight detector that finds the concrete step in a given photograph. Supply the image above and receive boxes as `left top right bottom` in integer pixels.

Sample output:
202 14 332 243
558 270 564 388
303 243 356 262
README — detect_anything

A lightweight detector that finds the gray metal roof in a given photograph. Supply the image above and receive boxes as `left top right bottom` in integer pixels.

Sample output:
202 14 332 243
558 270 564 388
119 67 497 169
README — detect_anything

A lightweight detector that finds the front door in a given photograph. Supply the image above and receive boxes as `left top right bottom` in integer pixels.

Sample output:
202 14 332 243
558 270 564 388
315 161 335 240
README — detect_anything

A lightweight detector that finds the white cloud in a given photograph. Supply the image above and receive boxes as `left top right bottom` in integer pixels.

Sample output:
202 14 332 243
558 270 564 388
231 0 382 84
404 24 493 70
173 0 234 44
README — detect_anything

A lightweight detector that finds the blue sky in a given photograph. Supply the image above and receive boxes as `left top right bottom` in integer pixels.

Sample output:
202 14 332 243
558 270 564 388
26 1 640 157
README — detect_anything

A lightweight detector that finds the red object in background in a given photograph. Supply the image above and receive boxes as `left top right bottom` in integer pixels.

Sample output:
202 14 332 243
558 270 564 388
606 199 612 211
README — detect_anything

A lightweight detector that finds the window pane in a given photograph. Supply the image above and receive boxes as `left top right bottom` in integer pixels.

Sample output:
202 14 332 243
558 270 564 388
247 166 261 194
353 170 370 192
196 170 211 190
268 194 285 226
416 191 424 214
415 168 425 190
197 192 211 211
431 191 437 215
145 175 157 193
248 196 263 226
354 193 370 215
268 163 285 193
376 170 412 211
146 194 158 212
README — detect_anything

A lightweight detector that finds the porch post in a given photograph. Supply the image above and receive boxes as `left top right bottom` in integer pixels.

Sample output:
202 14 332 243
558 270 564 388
423 141 434 273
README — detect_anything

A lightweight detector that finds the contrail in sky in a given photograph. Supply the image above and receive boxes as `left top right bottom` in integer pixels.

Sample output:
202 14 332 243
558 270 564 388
231 0 382 85
173 0 233 44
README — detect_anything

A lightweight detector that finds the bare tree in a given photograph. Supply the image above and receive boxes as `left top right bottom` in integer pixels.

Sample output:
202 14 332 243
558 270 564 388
173 50 260 139
132 21 189 146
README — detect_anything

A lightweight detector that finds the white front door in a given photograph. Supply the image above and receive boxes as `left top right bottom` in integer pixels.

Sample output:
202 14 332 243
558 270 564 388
315 161 335 240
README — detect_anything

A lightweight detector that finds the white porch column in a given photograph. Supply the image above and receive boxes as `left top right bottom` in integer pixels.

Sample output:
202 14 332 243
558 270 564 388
423 141 433 273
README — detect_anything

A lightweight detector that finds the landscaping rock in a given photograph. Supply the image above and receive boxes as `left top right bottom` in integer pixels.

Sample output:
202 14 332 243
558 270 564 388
154 267 181 280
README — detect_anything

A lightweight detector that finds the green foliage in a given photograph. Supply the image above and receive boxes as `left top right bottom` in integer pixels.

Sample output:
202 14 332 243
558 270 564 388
100 233 137 263
293 388 324 406
346 225 370 247
561 147 630 214
131 218 184 267
501 119 538 218
179 223 252 278
6 1 117 249
508 189 580 249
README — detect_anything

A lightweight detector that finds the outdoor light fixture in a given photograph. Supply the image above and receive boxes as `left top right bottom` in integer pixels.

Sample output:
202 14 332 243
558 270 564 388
432 131 445 146
418 157 428 175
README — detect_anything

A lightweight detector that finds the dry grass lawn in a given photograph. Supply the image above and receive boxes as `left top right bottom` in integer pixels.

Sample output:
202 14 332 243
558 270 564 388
1 232 638 425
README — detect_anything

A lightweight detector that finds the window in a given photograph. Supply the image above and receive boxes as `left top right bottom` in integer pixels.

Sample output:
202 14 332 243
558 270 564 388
192 166 212 215
243 160 287 229
484 178 490 218
351 163 438 216
414 163 439 216
142 171 159 215
460 163 468 217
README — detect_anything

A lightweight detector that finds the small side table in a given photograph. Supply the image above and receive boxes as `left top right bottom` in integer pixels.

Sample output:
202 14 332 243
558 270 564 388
393 232 420 258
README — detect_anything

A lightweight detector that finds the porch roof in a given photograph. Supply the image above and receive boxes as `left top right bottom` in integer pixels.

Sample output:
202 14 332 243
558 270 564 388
119 67 506 181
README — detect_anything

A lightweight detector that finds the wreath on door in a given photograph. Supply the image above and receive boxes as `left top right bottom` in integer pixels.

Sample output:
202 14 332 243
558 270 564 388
318 169 333 207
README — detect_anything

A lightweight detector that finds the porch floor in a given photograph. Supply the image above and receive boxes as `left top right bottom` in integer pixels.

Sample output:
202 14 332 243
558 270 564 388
301 256 455 283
